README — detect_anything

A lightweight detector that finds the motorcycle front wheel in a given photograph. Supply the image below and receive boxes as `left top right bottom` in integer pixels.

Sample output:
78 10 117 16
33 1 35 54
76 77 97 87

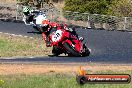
63 42 81 57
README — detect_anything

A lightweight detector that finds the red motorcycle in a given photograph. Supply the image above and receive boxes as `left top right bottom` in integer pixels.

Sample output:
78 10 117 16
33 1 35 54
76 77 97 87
42 28 90 57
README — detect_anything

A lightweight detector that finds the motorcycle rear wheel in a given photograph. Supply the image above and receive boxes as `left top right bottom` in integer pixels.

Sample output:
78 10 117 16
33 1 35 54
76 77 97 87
63 42 81 57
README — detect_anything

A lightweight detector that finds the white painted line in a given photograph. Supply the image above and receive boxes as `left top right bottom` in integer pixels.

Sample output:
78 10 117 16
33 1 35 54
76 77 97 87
11 34 15 36
0 31 34 39
29 37 34 39
24 36 28 38
0 56 44 59
4 33 9 35
29 57 35 58
18 35 23 37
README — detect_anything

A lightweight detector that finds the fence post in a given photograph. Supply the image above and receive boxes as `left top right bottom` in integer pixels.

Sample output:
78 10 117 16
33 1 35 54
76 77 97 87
87 14 91 28
82 13 91 28
73 12 79 25
124 17 127 31
16 4 19 20
65 11 72 25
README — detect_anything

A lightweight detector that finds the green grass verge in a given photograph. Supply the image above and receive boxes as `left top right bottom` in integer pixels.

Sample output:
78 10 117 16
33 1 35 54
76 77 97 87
0 33 51 57
0 71 131 88
0 39 31 52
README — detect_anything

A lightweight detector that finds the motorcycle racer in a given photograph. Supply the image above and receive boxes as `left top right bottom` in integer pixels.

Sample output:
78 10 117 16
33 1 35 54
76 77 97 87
22 6 47 32
41 19 90 56
41 19 84 47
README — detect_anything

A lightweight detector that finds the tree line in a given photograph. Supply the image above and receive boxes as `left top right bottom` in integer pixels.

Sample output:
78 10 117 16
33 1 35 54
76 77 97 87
63 0 132 17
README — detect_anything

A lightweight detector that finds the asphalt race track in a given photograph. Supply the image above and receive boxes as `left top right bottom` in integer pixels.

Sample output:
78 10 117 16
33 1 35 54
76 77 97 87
0 20 132 64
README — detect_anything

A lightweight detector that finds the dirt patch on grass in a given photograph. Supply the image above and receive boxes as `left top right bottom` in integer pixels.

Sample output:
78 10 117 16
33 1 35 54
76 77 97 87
0 63 132 75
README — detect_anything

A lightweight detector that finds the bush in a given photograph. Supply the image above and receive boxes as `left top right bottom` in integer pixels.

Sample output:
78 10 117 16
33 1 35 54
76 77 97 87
63 0 110 14
107 0 132 17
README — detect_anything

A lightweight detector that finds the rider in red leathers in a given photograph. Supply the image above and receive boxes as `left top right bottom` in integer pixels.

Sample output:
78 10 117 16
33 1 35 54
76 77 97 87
40 19 84 48
41 19 60 47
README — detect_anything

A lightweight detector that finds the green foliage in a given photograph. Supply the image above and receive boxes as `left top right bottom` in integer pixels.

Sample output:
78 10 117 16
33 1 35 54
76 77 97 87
63 0 110 14
107 0 132 17
63 0 132 17
63 0 113 21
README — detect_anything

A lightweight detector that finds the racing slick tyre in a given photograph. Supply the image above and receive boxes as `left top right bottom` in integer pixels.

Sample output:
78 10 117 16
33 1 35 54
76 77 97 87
63 42 81 57
52 46 61 56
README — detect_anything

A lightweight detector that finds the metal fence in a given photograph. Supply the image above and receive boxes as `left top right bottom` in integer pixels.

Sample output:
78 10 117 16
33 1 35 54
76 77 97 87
0 3 60 21
0 4 132 32
16 2 60 21
61 11 132 31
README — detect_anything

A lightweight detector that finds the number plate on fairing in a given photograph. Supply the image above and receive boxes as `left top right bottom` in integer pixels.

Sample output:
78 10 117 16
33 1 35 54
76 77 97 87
51 30 63 42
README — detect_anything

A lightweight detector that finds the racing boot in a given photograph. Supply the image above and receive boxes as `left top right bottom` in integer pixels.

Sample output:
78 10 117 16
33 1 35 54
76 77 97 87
81 43 91 56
